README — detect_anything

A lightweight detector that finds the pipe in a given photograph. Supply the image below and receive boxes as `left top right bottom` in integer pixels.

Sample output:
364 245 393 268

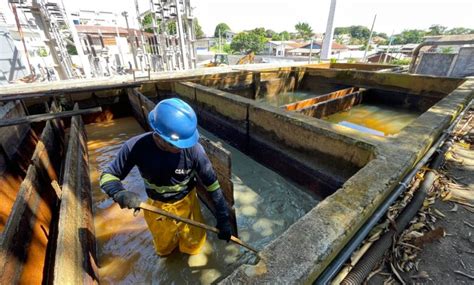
408 39 474 73
316 103 470 284
341 139 453 285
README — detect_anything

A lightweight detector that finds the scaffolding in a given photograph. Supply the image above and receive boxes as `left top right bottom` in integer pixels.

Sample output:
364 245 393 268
29 0 77 79
149 0 196 71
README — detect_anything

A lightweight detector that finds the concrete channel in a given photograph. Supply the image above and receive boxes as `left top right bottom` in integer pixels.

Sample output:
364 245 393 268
0 63 472 284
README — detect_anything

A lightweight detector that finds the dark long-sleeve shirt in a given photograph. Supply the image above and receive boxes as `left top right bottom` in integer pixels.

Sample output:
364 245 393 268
100 132 220 202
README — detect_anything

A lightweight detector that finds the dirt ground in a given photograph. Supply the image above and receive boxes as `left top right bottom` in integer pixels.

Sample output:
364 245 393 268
363 108 474 285
414 139 474 284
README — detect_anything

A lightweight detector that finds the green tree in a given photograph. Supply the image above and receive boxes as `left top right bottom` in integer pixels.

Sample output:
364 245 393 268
168 22 177 35
142 14 154 33
349 25 370 40
251 27 266 37
334 27 350 35
335 35 345 44
295 22 313 40
214 23 230 37
194 19 204 38
230 30 267 54
272 31 290 41
392 29 426 44
428 24 447 35
265 29 276 38
446 27 474 35
335 26 370 40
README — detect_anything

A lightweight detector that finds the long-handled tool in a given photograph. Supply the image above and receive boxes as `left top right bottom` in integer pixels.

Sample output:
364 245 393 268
138 202 258 254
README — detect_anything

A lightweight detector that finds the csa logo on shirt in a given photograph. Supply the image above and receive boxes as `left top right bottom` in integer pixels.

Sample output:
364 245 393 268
175 169 192 175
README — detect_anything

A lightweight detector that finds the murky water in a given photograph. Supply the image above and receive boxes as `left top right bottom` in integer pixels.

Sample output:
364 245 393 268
324 104 421 136
258 91 316 107
87 117 316 284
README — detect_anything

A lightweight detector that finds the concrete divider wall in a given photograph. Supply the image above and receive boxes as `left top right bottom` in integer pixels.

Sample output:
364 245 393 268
304 68 465 97
248 103 373 169
173 82 375 179
363 88 438 112
330 62 398 71
195 86 250 132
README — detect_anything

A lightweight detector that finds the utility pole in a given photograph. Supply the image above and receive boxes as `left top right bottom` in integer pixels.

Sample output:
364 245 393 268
308 38 314 63
122 11 138 70
114 13 125 67
363 14 377 62
383 30 394 64
135 0 150 70
175 0 188 69
321 0 337 60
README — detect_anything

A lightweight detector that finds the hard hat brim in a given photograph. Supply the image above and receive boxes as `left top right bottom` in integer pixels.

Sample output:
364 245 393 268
162 129 200 149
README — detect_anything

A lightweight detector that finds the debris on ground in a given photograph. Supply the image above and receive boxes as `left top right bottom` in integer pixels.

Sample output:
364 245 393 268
344 107 474 285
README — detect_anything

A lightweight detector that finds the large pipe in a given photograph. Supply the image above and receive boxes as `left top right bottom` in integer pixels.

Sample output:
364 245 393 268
341 139 453 284
316 102 470 284
409 39 474 73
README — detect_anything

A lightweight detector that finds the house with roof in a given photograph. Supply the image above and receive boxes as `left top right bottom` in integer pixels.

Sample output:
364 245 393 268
264 41 305 56
286 41 348 56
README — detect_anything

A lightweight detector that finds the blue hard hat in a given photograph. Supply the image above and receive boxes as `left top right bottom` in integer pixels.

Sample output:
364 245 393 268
148 98 199 149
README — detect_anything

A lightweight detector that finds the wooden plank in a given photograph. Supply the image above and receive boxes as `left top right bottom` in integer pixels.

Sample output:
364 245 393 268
53 104 98 284
299 91 364 118
282 87 358 111
126 88 238 235
0 101 32 159
0 107 103 128
0 83 141 102
0 104 64 284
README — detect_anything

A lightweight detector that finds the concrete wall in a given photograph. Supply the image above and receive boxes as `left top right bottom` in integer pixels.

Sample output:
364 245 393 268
451 47 474 77
416 47 474 78
303 68 464 97
416 53 456 76
221 76 474 285
173 81 375 195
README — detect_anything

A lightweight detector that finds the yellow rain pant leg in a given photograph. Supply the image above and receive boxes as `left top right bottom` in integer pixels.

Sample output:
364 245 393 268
143 199 180 256
143 190 206 256
178 190 206 255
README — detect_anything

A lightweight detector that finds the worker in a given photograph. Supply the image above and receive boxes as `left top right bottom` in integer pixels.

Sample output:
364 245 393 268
99 98 232 256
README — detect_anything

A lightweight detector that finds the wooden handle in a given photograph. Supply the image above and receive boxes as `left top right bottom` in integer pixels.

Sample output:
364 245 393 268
139 202 258 253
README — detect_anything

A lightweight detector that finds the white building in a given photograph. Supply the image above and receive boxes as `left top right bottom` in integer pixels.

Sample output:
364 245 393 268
71 10 119 26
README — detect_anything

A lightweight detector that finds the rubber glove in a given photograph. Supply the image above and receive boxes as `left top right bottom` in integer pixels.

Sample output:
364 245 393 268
113 191 142 209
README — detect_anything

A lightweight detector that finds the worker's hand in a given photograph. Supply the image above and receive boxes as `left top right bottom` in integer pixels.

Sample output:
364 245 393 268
113 191 142 209
216 220 232 242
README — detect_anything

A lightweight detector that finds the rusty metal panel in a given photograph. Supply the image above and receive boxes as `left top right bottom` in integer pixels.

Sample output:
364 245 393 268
299 91 364 118
282 87 358 111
